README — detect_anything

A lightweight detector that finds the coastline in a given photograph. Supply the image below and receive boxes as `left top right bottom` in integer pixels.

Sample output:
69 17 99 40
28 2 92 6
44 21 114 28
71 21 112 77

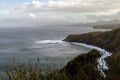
64 28 120 80
70 42 112 77
1 28 120 80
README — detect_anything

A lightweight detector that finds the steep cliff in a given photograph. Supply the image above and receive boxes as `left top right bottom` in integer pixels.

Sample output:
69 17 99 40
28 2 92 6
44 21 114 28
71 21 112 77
64 28 120 80
64 28 120 54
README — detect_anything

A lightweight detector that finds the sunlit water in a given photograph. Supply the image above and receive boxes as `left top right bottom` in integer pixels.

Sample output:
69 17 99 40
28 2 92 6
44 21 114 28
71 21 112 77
0 26 108 78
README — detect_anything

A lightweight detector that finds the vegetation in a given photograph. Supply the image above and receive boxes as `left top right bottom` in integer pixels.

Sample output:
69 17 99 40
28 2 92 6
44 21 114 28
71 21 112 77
2 60 68 80
64 28 120 80
1 28 120 80
64 28 120 53
0 50 104 80
62 49 103 80
105 55 120 80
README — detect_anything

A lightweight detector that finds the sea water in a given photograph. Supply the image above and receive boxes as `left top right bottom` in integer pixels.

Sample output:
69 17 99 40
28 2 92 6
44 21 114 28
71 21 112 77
0 26 107 78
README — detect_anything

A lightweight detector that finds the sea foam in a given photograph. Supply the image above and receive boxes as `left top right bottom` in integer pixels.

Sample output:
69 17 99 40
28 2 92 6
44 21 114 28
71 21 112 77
71 42 112 77
35 39 112 77
35 40 65 44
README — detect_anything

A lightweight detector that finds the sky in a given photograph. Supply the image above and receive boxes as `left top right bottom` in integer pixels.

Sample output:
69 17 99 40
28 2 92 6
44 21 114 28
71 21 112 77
0 0 48 3
0 0 120 27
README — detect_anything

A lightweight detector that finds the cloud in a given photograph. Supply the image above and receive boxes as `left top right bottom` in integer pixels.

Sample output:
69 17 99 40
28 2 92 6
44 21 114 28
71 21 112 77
0 0 120 27
86 11 120 21
20 0 120 13
29 13 36 18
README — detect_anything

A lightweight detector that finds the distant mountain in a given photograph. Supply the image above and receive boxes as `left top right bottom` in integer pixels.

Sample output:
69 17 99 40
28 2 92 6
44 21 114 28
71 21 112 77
69 19 120 28
92 19 120 25
91 19 120 29
93 24 120 29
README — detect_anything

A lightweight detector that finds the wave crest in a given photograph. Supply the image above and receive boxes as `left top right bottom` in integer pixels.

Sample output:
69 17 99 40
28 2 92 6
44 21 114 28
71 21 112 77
71 42 112 77
35 40 65 44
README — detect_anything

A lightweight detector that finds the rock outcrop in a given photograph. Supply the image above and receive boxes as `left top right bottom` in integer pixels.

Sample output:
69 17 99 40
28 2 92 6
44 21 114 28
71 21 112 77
64 28 120 54
64 28 120 80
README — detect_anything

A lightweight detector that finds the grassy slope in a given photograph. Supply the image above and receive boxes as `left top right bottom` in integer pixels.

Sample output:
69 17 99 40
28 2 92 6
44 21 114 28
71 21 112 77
3 50 119 80
1 29 120 80
62 49 103 80
64 28 120 53
105 54 120 80
64 28 120 80
2 50 103 80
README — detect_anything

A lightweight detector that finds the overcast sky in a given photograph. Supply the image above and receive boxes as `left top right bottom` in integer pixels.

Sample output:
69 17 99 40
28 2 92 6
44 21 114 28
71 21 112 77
0 0 120 27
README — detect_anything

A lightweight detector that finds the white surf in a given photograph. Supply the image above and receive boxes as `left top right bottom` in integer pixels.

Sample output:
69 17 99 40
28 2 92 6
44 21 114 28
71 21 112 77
35 40 112 77
71 42 112 77
35 40 65 44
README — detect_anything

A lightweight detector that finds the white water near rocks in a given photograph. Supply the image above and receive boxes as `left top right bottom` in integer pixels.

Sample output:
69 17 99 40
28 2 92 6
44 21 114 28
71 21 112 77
71 42 112 77
0 27 110 79
35 40 112 77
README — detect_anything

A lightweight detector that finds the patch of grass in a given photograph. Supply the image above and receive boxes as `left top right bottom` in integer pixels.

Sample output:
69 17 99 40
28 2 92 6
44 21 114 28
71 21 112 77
64 28 120 53
2 59 68 80
105 55 120 80
0 50 106 80
62 49 103 80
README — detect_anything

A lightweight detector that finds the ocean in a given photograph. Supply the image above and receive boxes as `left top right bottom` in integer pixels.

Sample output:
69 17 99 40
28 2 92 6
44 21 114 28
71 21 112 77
0 26 107 78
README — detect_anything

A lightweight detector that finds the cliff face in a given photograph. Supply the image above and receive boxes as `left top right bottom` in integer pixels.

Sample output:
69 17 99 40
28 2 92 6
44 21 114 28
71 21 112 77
64 28 120 80
64 28 120 54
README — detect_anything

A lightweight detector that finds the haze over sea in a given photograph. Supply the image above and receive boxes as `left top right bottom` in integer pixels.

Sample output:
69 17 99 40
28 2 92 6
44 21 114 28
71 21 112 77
0 26 107 77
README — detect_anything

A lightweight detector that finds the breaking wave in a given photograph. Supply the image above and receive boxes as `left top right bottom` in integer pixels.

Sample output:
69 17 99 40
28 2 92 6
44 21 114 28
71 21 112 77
71 42 112 77
35 40 65 44
35 39 112 77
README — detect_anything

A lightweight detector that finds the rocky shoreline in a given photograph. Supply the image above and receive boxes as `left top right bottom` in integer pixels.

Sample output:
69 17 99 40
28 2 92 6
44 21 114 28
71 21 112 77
70 42 112 77
2 28 120 80
64 28 120 54
63 28 120 80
